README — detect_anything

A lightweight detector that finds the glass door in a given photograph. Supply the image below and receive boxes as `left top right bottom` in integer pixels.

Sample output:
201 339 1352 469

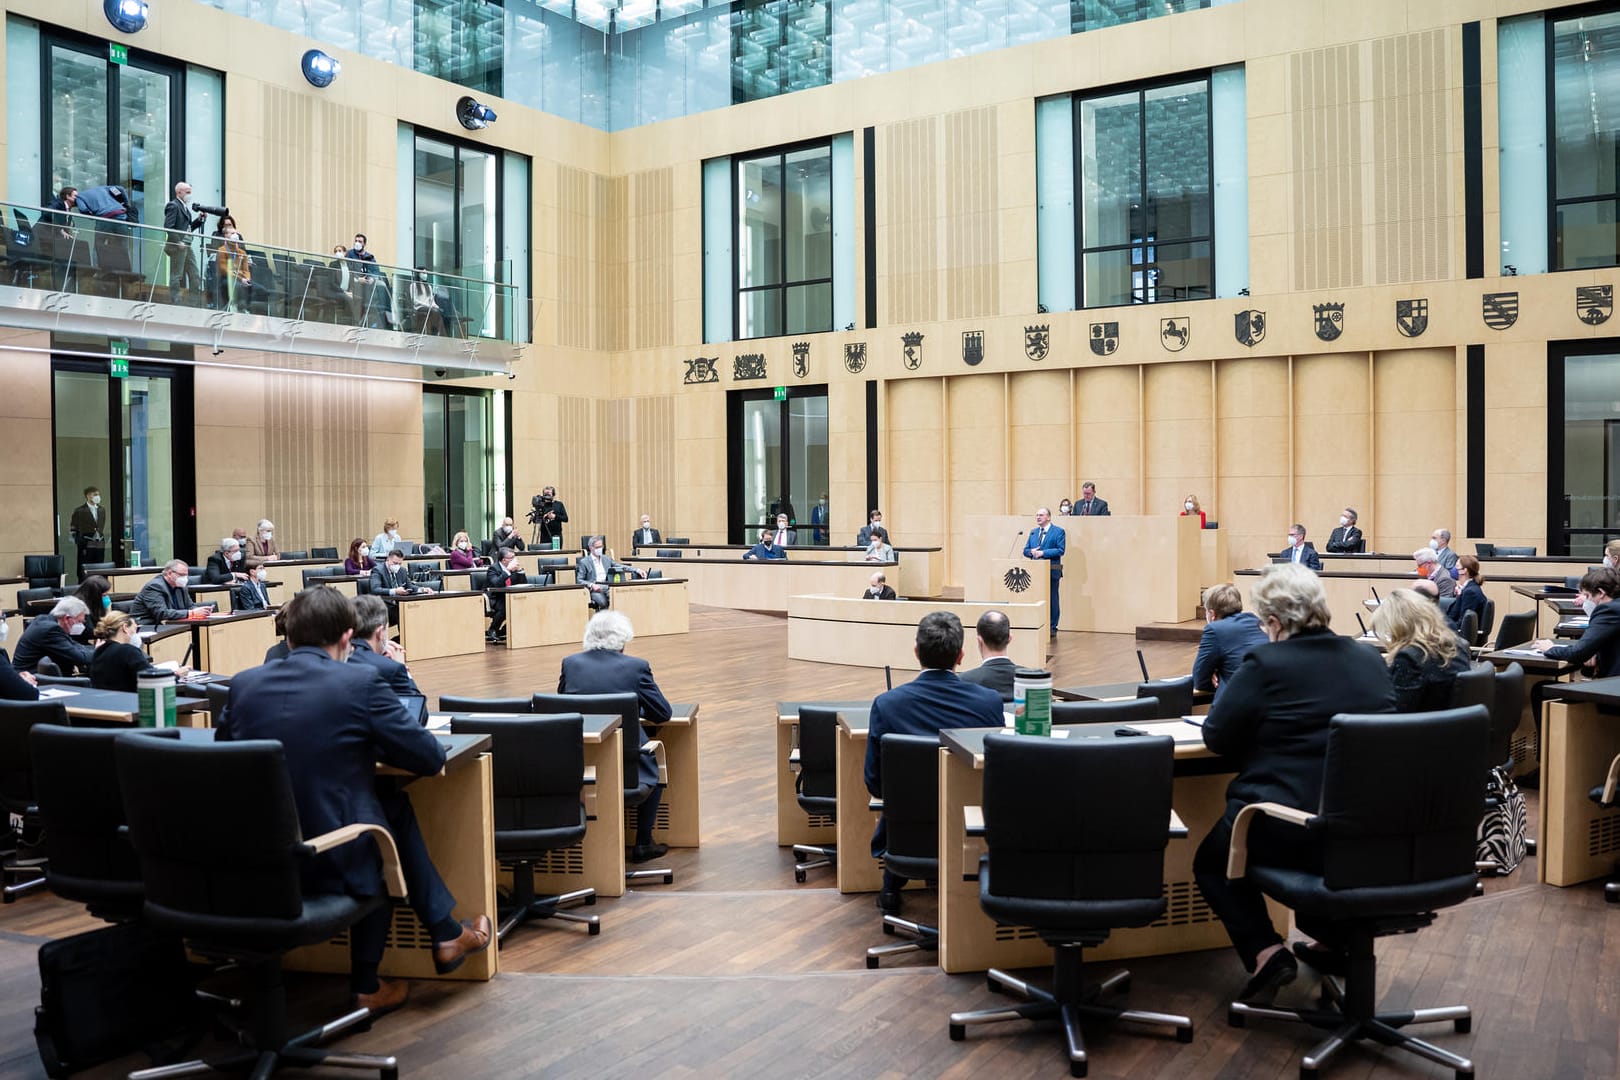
413 131 503 336
52 355 194 577
423 388 493 547
726 385 830 544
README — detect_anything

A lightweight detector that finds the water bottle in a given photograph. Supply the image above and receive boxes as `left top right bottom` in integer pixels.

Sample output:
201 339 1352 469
1013 667 1052 737
137 668 177 728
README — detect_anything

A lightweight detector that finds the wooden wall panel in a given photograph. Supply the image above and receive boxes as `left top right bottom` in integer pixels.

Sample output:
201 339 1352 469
1372 347 1457 557
944 106 1000 321
0 334 58 574
1292 352 1372 550
632 168 676 350
1007 370 1073 516
1143 362 1215 520
557 168 593 349
1290 43 1365 291
1483 341 1547 548
673 391 728 544
946 374 1007 584
1369 29 1453 284
596 175 629 353
1074 366 1141 516
1215 357 1291 573
881 118 939 326
827 381 869 547
885 378 946 552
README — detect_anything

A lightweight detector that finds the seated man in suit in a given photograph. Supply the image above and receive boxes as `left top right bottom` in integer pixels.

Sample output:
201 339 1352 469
220 586 489 1013
485 546 527 642
12 596 96 675
558 610 674 863
744 532 788 561
1412 547 1455 598
1024 506 1066 636
234 563 274 611
1527 566 1620 747
370 549 434 619
764 512 796 549
348 594 420 694
577 535 634 611
1073 481 1110 517
631 514 662 552
855 509 889 548
958 610 1016 701
1325 507 1363 554
866 611 1005 914
1192 583 1270 698
1429 528 1459 574
863 571 897 600
490 516 526 554
1278 524 1323 572
132 560 211 627
204 536 250 585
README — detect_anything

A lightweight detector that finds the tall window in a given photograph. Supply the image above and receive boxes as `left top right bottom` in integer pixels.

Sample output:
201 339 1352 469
1551 9 1620 270
412 130 527 339
422 388 493 547
1550 345 1620 557
1076 77 1212 307
735 140 833 339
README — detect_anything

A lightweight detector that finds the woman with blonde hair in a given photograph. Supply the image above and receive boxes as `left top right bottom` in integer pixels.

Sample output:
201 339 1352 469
88 610 187 691
448 529 486 569
1371 588 1470 713
1181 493 1206 529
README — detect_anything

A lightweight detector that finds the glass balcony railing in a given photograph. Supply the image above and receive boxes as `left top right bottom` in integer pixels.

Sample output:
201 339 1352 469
0 199 523 346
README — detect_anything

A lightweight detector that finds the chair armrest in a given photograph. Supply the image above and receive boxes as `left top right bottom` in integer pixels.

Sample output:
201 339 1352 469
1604 753 1620 807
868 798 883 812
582 765 596 785
645 738 669 785
963 805 985 837
787 747 801 773
1168 809 1188 840
305 823 406 899
1226 802 1316 880
581 765 598 819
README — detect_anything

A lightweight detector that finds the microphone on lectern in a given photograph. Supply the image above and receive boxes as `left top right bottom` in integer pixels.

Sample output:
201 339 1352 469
1006 529 1027 559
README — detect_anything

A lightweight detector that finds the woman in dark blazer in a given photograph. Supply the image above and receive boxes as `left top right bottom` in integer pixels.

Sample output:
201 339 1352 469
343 537 376 576
1374 589 1471 712
1195 563 1395 1001
89 611 171 692
0 619 39 701
1445 555 1488 642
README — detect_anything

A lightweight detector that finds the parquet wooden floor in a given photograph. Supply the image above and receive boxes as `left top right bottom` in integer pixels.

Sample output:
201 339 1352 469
0 608 1612 1079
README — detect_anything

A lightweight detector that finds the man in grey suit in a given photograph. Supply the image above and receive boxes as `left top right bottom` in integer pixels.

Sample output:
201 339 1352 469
1073 481 1110 516
958 610 1016 702
764 513 796 548
1429 528 1458 573
132 560 210 627
577 535 635 610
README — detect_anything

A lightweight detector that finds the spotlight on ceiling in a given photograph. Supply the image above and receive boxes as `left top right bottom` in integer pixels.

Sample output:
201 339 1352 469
301 49 340 89
457 96 498 131
103 0 149 34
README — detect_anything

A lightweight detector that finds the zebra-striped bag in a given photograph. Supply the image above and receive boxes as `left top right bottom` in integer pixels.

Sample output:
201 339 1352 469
1476 764 1529 874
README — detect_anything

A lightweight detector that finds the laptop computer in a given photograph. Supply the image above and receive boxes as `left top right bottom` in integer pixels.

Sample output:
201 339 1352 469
397 693 428 727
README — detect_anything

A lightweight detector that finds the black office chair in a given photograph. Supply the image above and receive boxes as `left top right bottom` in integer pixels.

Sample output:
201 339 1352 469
532 691 673 886
1495 546 1536 557
1448 661 1495 713
115 736 404 1080
1478 663 1531 876
206 683 233 727
311 546 340 561
1457 611 1479 652
1493 611 1536 651
1134 675 1194 719
1476 598 1496 647
408 561 443 592
450 714 598 939
277 550 308 561
30 725 180 919
1590 753 1620 902
1224 708 1487 1078
81 561 117 579
665 537 689 545
948 733 1192 1076
866 734 939 968
790 706 839 883
1051 698 1159 727
0 700 69 902
656 549 682 558
302 567 345 589
24 554 64 590
17 586 58 620
438 695 532 714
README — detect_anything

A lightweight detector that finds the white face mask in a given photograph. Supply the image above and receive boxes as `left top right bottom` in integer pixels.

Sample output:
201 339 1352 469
68 620 85 636
1583 598 1598 617
388 529 400 539
90 495 100 507
229 550 241 562
1429 539 1440 550
1184 501 1195 512
458 541 470 550
1339 516 1349 526
256 569 268 582
262 531 273 541
360 547 371 558
0 619 9 643
1607 555 1618 570
592 547 604 559
1287 535 1298 547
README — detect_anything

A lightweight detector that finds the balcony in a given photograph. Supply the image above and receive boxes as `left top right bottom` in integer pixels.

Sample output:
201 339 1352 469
0 200 526 378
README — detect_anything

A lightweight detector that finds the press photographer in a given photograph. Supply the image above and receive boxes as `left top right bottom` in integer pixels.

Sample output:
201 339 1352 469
163 180 226 296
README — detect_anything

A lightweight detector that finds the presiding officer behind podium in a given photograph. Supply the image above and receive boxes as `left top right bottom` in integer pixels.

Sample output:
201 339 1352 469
865 611 1004 916
1193 563 1394 1001
220 586 491 1014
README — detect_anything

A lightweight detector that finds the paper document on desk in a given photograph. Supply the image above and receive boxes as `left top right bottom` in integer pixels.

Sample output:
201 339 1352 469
1124 720 1207 744
1496 648 1545 658
36 687 79 699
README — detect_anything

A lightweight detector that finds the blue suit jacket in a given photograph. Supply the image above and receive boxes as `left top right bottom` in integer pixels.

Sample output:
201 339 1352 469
558 648 672 788
1024 523 1066 577
1192 611 1271 695
864 669 1004 855
745 541 786 560
348 639 420 694
233 578 273 611
219 646 445 898
1280 543 1323 572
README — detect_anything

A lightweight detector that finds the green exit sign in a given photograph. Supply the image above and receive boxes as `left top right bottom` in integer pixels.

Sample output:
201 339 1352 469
773 385 786 401
110 339 129 378
109 43 128 66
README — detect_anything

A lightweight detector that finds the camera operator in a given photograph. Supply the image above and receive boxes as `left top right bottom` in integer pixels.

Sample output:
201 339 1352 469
531 485 569 549
163 181 225 297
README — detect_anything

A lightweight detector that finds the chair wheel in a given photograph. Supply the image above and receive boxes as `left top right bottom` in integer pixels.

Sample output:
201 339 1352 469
866 955 878 969
1228 1008 1245 1028
882 922 896 935
662 873 673 885
1455 1017 1471 1034
588 922 601 936
949 1023 965 1041
795 870 807 883
1177 1026 1193 1043
585 894 597 906
1069 1059 1087 1078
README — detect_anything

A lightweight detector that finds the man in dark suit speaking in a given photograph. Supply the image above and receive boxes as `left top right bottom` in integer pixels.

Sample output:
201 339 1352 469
865 611 1004 915
1024 506 1066 636
220 586 490 1013
959 610 1017 701
558 611 674 863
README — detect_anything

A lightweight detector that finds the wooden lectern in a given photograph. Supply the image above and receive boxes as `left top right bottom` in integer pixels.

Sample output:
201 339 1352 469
980 557 1050 609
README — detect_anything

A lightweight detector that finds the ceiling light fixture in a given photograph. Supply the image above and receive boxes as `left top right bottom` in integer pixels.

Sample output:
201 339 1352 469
457 96 498 130
301 49 341 89
103 0 149 34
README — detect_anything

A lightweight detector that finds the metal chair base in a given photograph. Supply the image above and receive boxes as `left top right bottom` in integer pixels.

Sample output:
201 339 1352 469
626 867 674 885
130 1005 397 1080
497 885 598 941
1228 975 1473 1079
949 965 1192 1078
791 843 836 884
866 914 939 968
2 857 47 903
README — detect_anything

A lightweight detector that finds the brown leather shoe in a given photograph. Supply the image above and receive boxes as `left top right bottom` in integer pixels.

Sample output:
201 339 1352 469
432 915 494 975
354 978 409 1016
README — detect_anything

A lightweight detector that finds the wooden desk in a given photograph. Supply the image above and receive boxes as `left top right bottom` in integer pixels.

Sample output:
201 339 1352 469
494 583 588 649
517 554 576 585
1055 680 1142 702
835 712 884 893
621 703 700 848
0 576 24 646
1480 648 1578 777
1537 678 1620 887
788 595 1046 671
609 578 689 637
35 685 211 726
643 545 943 599
776 700 873 847
191 582 236 614
395 590 486 660
623 557 886 614
937 725 1284 974
185 611 279 676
